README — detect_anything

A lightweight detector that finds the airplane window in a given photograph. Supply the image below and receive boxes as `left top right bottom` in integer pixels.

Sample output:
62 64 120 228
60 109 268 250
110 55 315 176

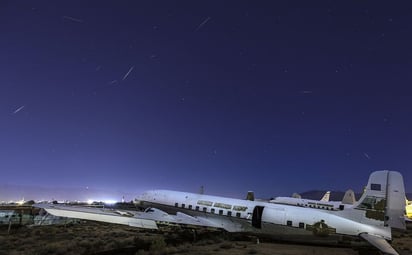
227 211 232 216
195 206 199 211
287 220 292 226
188 205 192 209
197 200 213 206
371 183 381 191
299 222 305 228
175 203 178 207
181 204 185 208
211 208 215 214
233 205 248 211
236 212 241 217
219 210 223 215
214 202 232 209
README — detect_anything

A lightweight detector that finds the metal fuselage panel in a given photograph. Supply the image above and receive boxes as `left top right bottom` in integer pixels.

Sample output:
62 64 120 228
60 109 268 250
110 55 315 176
136 190 392 241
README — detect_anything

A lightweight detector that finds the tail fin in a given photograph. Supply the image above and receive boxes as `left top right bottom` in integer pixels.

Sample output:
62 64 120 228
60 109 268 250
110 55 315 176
341 189 356 205
246 191 255 201
354 170 406 230
320 191 330 202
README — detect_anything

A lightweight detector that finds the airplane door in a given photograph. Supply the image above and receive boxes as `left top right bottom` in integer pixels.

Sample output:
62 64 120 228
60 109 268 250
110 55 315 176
252 206 264 228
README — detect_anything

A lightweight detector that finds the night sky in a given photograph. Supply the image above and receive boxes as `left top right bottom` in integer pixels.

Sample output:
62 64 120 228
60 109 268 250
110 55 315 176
1 1 411 201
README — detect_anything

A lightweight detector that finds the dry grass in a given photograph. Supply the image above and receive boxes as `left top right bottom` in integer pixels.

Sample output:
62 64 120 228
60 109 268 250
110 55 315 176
0 222 411 255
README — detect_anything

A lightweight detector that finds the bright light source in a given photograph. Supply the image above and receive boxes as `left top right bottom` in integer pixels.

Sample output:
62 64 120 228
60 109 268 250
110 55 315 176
103 199 117 205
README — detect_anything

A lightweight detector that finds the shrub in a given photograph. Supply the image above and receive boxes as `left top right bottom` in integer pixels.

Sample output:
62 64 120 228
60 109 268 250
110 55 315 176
134 236 151 250
150 237 167 252
219 242 234 249
248 248 258 254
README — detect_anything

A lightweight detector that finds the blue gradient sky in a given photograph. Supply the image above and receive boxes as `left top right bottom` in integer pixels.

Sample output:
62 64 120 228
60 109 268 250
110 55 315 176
1 1 411 201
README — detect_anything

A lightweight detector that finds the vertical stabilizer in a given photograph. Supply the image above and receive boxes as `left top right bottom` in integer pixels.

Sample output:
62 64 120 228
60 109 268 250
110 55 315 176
386 171 406 230
341 189 356 205
354 170 406 230
320 191 330 202
246 191 255 201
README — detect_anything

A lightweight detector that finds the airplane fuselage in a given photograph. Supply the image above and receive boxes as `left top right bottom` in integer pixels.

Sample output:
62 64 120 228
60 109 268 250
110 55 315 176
135 190 391 244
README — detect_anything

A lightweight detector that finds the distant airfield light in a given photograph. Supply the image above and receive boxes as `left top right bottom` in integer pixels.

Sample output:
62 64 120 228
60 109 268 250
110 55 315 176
87 199 117 205
103 199 117 205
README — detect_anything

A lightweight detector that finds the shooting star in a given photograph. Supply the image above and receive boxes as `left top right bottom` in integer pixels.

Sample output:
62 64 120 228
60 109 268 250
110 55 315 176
195 16 211 32
122 66 134 81
12 105 25 114
62 16 84 23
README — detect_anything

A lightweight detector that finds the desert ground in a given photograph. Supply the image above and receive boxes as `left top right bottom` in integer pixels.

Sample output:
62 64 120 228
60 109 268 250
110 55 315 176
0 221 411 255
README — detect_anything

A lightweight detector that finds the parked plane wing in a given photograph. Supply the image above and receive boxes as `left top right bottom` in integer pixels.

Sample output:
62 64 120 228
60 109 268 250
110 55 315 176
35 204 158 229
34 204 240 231
360 233 399 255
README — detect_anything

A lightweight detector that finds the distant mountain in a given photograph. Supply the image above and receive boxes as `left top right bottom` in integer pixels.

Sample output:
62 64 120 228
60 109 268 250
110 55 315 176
300 190 412 201
0 184 134 202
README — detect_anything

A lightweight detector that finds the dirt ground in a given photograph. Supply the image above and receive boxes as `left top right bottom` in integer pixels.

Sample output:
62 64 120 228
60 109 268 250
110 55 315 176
0 222 411 255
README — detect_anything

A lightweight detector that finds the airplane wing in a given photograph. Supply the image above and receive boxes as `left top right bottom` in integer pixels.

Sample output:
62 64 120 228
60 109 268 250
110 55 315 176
359 233 399 255
33 204 246 232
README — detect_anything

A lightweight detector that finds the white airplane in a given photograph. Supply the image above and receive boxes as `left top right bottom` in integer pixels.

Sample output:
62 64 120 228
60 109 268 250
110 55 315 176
35 170 406 255
270 190 357 211
406 198 412 222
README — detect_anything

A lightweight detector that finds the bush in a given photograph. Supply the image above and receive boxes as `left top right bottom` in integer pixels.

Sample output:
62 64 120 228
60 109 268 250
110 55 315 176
134 236 151 250
248 248 258 254
219 242 234 249
150 237 167 252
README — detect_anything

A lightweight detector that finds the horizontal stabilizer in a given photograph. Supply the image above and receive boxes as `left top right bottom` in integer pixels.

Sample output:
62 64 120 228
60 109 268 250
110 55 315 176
360 233 399 255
